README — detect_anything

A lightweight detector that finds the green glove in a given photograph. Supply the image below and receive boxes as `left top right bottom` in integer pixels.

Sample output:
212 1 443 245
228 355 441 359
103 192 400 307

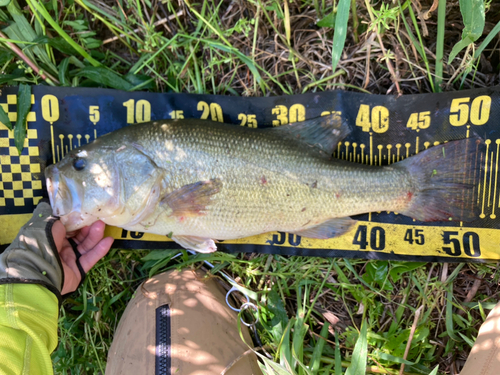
0 201 63 301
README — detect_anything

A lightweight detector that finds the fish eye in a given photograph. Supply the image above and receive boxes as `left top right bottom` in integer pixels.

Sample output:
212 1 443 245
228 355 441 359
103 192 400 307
73 157 87 171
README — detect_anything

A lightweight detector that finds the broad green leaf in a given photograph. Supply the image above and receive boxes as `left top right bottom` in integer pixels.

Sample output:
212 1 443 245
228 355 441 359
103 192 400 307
317 12 335 28
48 36 79 56
268 289 289 343
124 73 156 91
345 319 367 375
76 67 134 91
0 50 14 65
428 365 439 375
375 351 415 365
0 0 10 5
448 0 485 63
14 84 31 154
389 262 426 283
331 0 351 73
0 101 12 130
228 281 258 301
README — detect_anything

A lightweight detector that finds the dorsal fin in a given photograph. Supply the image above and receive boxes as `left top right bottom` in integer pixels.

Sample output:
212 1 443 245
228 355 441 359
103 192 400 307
268 113 350 155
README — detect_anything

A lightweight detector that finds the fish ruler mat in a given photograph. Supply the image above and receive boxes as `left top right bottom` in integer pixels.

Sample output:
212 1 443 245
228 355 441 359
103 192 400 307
0 85 498 262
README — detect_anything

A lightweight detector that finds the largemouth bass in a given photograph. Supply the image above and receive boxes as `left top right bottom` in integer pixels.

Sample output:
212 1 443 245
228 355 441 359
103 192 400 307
45 116 480 253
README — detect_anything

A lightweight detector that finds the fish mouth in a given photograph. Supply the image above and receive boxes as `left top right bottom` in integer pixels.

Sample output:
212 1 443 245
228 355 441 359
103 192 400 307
45 164 83 217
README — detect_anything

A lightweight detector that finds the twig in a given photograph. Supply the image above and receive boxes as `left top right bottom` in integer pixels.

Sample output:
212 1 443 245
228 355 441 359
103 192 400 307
102 10 185 45
399 305 423 375
0 30 60 85
457 277 482 317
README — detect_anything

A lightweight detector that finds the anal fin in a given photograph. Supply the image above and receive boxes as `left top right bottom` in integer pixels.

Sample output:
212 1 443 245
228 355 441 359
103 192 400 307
172 235 217 253
292 217 356 239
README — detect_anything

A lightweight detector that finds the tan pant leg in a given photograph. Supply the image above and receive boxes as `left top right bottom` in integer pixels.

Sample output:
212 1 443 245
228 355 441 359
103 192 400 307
461 302 500 375
106 268 261 375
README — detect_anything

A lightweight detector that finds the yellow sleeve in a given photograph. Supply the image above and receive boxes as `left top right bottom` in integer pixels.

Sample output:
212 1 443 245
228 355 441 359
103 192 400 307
0 283 59 375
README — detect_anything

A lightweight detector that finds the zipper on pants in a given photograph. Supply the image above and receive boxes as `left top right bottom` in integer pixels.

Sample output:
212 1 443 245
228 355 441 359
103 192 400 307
155 304 171 375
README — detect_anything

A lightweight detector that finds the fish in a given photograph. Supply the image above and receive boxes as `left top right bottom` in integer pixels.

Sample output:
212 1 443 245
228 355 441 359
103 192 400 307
44 115 481 253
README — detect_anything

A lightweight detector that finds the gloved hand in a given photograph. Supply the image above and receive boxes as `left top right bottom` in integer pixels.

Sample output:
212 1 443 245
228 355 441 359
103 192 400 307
0 201 114 299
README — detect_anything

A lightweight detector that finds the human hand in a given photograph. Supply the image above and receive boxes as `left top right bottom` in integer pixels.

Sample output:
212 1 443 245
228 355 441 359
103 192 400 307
52 220 114 295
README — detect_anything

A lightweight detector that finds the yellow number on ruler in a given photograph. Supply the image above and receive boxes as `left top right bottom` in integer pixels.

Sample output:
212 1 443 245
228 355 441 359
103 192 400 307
272 105 288 126
406 111 430 130
272 104 306 126
169 110 184 119
89 106 100 123
371 106 389 133
41 95 59 123
355 104 389 133
470 95 491 125
123 99 151 124
321 110 342 117
238 114 257 128
289 104 306 123
450 96 491 126
123 99 135 124
136 99 151 123
197 101 223 122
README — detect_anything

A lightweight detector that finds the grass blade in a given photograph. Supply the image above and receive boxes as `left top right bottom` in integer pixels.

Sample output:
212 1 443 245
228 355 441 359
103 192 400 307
310 322 330 374
458 332 475 348
0 102 12 130
434 0 446 91
345 318 367 375
335 331 342 375
25 0 101 67
474 20 500 59
445 286 459 341
58 57 70 86
331 0 351 73
14 84 31 154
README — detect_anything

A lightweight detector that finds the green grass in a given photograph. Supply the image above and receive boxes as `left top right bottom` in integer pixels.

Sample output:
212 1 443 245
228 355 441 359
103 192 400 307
1 0 500 374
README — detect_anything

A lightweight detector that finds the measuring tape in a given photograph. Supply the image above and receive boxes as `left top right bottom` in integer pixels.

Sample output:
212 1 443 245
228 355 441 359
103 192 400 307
0 85 498 262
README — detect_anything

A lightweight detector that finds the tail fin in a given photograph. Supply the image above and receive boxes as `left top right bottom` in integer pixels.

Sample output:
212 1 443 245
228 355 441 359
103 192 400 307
398 138 483 222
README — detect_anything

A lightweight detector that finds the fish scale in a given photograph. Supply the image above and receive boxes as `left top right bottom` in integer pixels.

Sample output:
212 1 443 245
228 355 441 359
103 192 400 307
45 116 479 253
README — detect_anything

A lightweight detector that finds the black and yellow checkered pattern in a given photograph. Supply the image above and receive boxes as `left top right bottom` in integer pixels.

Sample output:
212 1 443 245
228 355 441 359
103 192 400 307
0 94 43 208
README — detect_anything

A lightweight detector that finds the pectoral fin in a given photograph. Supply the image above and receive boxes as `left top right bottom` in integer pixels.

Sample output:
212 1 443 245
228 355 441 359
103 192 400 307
161 178 222 217
292 217 356 239
172 235 217 253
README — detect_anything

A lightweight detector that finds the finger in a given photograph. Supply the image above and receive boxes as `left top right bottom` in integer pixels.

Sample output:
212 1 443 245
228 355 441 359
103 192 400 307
77 221 107 254
79 237 114 272
51 221 67 253
72 225 91 244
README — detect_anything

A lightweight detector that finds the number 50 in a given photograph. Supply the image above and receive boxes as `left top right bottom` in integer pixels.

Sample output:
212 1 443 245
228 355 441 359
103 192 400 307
449 96 491 126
